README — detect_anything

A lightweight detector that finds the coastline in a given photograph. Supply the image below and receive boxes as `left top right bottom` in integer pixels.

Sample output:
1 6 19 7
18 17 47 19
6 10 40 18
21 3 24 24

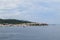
0 23 48 27
0 19 48 27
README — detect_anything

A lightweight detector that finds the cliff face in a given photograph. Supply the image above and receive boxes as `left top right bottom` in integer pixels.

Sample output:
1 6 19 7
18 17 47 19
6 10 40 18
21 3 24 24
0 19 32 24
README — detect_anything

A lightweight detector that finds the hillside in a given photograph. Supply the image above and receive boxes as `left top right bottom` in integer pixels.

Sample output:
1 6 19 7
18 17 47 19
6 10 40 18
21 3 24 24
0 19 32 24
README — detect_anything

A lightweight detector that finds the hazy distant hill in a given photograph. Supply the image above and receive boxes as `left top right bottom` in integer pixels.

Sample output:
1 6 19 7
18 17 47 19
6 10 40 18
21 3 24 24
0 19 32 24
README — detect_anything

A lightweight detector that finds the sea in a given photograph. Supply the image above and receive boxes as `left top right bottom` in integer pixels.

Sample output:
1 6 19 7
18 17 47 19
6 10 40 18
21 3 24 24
0 25 60 40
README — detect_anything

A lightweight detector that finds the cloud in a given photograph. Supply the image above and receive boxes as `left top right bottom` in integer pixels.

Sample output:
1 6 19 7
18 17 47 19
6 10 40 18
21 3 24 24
0 0 60 24
0 0 18 9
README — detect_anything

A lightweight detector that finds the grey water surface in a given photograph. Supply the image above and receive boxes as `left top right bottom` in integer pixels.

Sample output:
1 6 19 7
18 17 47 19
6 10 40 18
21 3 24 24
0 25 60 40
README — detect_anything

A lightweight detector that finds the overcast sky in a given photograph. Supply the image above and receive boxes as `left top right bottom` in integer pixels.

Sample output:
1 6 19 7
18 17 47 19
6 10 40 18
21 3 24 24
0 0 60 24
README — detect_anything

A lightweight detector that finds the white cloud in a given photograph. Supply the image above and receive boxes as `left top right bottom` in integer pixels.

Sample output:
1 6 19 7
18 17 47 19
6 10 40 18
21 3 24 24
0 0 22 9
0 0 60 24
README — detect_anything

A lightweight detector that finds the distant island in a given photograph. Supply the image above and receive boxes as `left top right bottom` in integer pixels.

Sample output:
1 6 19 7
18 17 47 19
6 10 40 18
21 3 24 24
0 19 48 26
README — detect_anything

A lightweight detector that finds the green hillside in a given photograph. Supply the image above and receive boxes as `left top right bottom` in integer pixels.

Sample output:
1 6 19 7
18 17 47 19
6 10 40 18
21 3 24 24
0 19 32 24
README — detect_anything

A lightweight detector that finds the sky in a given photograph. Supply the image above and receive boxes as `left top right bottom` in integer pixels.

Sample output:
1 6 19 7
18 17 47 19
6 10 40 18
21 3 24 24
0 0 60 24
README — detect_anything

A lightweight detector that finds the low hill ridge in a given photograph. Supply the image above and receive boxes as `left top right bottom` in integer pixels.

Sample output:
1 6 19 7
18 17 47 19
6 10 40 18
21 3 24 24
0 19 32 24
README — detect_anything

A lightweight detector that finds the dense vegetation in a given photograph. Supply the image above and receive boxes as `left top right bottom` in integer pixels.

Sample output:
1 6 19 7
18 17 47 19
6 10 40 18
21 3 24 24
0 19 32 24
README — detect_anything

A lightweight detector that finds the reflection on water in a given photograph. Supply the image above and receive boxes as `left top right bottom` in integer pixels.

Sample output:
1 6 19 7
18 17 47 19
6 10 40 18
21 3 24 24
0 25 60 40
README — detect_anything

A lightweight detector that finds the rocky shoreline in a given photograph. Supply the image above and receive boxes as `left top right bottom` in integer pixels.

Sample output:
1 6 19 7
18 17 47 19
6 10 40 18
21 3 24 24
0 19 48 27
0 23 48 27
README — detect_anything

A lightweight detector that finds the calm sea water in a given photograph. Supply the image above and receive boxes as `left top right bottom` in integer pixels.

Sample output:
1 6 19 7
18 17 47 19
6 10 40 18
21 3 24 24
0 25 60 40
